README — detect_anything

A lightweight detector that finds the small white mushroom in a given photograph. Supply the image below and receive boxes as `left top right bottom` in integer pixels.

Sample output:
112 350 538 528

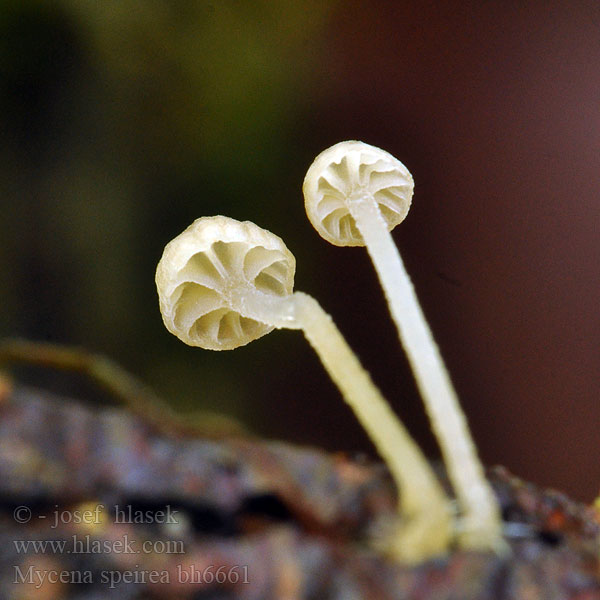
156 215 452 562
303 141 505 553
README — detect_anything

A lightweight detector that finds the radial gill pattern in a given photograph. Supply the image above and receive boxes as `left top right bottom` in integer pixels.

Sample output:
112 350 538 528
303 141 414 247
156 216 295 350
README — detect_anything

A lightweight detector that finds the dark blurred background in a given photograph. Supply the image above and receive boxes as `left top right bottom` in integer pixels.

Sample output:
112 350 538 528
1 1 598 501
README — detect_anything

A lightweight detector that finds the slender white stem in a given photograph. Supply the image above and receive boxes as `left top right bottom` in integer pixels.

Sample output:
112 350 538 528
347 195 506 553
232 285 453 562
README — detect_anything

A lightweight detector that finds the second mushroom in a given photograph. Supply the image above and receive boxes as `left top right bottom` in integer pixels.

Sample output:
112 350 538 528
303 140 506 553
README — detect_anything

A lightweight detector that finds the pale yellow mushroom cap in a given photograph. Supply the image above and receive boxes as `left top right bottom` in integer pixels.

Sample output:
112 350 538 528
303 140 414 247
156 216 295 350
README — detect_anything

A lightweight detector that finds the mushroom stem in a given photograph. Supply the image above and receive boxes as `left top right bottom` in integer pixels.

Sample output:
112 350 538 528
229 284 453 562
347 195 506 553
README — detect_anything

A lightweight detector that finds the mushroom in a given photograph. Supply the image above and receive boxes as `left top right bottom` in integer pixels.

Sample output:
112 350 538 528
303 141 505 553
156 215 452 562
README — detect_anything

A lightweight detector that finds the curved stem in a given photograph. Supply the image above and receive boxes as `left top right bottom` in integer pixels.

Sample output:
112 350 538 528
233 285 453 562
348 195 506 553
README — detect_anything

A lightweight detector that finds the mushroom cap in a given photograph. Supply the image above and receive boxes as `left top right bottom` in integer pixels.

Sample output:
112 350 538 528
156 216 296 350
303 140 414 247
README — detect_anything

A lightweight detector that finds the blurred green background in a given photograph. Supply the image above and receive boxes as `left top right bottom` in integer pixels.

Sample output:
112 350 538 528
1 1 599 500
